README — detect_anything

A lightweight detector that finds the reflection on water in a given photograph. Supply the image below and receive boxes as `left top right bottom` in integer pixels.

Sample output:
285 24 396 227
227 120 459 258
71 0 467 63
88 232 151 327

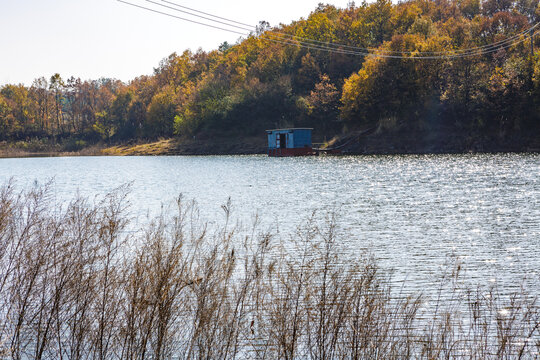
1 153 538 295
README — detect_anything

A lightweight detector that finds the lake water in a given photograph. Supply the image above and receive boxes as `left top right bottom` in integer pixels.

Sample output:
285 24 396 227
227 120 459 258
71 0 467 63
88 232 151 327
1 153 538 296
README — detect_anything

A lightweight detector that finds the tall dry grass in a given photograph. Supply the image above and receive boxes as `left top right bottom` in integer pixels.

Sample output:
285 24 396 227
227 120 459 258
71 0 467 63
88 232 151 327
0 182 538 359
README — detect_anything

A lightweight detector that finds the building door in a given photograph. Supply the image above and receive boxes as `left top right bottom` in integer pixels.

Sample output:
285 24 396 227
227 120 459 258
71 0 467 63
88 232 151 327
279 133 287 148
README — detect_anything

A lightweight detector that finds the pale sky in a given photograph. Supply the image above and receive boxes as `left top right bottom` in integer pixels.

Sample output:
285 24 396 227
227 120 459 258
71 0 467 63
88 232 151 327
0 0 350 86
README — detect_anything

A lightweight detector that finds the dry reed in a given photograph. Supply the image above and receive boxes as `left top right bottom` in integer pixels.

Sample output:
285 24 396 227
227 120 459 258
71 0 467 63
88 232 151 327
0 182 538 359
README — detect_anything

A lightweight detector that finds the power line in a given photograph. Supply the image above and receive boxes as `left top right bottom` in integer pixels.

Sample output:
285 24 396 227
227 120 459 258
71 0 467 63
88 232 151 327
261 29 538 59
160 0 254 28
279 23 540 55
267 23 539 56
116 0 249 36
143 0 254 32
121 0 538 57
116 0 538 59
158 0 540 55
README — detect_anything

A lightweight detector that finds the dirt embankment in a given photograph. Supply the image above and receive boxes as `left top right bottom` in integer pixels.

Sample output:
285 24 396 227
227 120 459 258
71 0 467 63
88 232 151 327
0 141 104 158
325 127 540 155
102 136 267 156
1 136 267 158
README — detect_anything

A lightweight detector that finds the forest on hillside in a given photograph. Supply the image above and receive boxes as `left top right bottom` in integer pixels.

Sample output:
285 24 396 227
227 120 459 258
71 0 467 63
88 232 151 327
1 0 539 151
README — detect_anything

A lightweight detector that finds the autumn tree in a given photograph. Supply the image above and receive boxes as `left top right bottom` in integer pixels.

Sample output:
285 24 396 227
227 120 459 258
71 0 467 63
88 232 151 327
0 0 538 148
49 73 65 136
306 74 341 134
30 77 51 133
146 88 177 137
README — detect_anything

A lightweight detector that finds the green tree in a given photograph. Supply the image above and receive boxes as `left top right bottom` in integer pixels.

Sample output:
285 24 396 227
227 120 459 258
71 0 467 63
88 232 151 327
92 111 114 142
366 0 393 44
110 91 133 140
146 88 177 137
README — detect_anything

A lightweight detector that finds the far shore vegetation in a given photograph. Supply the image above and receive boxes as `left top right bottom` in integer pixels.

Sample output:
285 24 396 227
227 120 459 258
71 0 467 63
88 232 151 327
1 181 539 359
1 0 540 157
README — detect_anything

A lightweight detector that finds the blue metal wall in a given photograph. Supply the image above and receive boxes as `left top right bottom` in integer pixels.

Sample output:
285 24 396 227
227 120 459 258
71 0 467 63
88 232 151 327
267 132 277 149
292 129 311 148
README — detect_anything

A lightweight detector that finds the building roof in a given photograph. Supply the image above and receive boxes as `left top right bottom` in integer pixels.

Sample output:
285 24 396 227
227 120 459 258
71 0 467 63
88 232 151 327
266 128 313 132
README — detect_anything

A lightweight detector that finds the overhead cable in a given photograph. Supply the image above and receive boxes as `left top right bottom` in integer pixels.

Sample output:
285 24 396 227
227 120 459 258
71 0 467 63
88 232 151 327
268 22 539 55
158 0 540 55
144 0 254 32
116 0 538 59
160 0 255 28
116 0 248 35
261 29 538 59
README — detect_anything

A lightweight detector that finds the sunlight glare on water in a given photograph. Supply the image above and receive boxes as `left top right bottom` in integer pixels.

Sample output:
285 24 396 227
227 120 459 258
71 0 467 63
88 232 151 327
1 153 538 295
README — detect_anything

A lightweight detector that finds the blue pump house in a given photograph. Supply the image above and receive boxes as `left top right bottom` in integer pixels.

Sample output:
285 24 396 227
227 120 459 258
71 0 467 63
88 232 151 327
266 128 314 156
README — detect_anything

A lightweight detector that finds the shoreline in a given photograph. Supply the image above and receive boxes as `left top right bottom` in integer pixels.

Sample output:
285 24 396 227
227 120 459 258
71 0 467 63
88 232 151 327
1 131 539 159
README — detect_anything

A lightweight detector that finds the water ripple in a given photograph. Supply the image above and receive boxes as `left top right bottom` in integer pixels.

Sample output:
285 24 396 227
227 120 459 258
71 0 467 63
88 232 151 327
0 153 538 296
